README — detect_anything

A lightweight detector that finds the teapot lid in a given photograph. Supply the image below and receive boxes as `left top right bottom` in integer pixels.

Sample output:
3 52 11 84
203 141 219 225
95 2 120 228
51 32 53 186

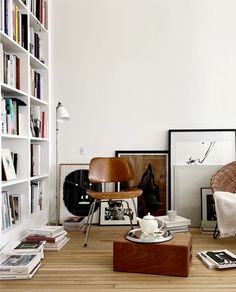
143 212 155 220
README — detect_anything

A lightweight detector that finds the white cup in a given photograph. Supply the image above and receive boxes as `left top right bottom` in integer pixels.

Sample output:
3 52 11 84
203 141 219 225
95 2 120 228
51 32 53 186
167 210 177 221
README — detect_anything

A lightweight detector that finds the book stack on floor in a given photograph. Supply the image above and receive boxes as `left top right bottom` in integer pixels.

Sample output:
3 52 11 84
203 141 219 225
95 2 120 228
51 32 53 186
200 220 216 234
0 241 44 279
156 215 191 233
26 225 69 251
197 249 236 269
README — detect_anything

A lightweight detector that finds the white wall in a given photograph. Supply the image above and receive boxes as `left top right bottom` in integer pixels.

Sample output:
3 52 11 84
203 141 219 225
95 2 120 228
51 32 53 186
49 0 236 219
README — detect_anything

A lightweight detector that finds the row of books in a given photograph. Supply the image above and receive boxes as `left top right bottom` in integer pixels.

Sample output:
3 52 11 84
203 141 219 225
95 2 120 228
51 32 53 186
1 191 20 231
197 249 236 269
30 180 43 213
30 28 41 61
31 68 41 99
3 52 21 90
30 143 40 177
0 225 69 279
30 105 46 138
30 0 48 29
1 95 26 135
0 0 28 49
156 215 191 233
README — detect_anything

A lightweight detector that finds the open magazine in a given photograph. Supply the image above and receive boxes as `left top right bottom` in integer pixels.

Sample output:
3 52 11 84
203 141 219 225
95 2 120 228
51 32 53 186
198 249 236 269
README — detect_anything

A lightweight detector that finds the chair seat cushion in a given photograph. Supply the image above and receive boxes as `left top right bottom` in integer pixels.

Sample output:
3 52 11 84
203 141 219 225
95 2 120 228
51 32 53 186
86 187 143 200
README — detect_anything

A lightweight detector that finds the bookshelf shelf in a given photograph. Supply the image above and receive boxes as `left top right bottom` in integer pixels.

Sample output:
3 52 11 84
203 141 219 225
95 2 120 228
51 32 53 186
0 0 49 247
2 178 28 188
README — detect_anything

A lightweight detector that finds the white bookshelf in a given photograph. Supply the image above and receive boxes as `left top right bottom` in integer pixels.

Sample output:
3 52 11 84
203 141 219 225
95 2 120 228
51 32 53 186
0 0 49 247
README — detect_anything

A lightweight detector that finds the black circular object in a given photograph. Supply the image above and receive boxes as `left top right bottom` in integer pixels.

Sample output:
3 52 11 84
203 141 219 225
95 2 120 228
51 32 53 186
63 169 101 217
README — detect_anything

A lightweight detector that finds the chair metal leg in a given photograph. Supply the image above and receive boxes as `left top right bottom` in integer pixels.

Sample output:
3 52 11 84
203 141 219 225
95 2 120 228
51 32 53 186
213 222 220 239
123 200 133 230
83 200 95 234
84 199 97 247
132 198 138 217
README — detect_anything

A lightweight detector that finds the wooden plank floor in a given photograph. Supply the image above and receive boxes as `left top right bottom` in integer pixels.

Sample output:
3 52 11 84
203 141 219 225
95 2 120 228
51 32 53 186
0 226 236 291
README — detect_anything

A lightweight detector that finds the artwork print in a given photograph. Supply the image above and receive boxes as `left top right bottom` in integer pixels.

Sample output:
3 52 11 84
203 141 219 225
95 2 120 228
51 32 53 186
116 151 168 218
169 129 236 226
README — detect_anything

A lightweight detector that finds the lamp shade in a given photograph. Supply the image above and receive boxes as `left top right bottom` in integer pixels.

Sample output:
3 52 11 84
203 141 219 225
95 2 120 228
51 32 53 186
56 102 70 122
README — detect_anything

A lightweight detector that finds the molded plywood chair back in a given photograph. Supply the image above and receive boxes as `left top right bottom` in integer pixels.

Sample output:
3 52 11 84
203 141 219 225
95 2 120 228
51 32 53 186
83 157 143 247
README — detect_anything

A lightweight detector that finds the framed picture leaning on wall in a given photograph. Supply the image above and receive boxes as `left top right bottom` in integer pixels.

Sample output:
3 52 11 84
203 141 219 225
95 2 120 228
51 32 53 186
169 129 236 226
115 150 169 219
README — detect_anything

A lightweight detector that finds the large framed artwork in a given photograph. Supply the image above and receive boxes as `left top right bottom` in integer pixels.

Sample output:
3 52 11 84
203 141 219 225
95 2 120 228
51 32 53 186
58 163 89 224
115 150 169 219
169 129 236 226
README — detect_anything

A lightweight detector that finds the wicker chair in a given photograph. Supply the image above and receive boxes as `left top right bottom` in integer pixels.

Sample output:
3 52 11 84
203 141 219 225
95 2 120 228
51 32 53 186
210 161 236 238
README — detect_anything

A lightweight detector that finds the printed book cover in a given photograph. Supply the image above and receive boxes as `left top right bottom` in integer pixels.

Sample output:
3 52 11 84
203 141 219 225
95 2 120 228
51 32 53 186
1 241 45 253
0 253 41 274
197 252 216 269
0 263 41 279
201 249 236 269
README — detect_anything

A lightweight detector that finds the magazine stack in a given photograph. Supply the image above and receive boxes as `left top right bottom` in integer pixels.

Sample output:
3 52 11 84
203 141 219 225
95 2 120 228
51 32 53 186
197 249 236 269
26 225 69 251
156 215 191 233
0 241 44 279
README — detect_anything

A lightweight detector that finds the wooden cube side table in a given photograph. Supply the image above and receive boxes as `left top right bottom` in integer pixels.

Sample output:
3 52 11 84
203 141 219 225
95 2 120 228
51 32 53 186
113 233 192 277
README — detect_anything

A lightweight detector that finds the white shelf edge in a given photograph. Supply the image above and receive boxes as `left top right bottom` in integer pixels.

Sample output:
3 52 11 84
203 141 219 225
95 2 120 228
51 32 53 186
30 137 49 142
29 11 48 33
2 134 28 140
30 174 49 181
0 30 28 54
1 83 28 96
30 53 48 70
2 178 28 188
30 95 48 106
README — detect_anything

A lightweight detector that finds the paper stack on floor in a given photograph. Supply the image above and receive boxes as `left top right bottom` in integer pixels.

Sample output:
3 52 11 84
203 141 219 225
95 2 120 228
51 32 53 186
156 215 191 233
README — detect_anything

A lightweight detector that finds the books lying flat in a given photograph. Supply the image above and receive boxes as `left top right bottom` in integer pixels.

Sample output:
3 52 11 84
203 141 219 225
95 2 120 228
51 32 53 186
1 241 45 259
198 249 236 269
1 241 45 253
28 225 64 236
197 252 216 269
44 237 70 251
26 230 67 243
200 220 216 234
156 215 191 228
0 263 41 279
0 253 41 274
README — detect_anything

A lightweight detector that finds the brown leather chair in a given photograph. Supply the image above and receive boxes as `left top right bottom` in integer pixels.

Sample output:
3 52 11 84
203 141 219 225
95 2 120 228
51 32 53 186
83 157 143 247
210 161 236 238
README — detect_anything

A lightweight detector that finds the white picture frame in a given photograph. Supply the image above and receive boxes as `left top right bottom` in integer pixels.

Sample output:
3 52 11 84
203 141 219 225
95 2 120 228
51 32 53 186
99 199 137 226
2 148 16 181
169 129 236 226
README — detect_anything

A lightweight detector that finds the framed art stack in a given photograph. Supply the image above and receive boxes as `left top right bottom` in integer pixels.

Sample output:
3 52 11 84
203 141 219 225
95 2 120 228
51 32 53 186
58 163 89 224
169 129 236 226
114 151 169 223
200 187 216 233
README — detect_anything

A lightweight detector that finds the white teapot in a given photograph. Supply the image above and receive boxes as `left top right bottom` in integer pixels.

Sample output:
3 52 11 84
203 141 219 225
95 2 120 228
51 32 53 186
137 213 164 236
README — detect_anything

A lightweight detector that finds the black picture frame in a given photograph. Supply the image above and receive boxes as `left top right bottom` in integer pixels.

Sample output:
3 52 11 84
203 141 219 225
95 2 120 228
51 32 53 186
115 150 169 218
169 129 236 226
